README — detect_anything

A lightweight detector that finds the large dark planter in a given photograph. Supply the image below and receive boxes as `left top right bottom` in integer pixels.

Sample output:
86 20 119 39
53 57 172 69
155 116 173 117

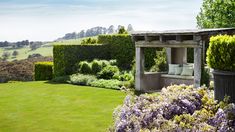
213 70 235 103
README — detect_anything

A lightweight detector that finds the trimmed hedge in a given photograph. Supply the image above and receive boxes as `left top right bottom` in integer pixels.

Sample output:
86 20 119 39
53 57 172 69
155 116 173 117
91 60 102 74
34 62 53 81
98 35 157 70
98 34 135 69
53 44 111 77
54 34 158 77
77 61 92 74
97 65 120 79
207 35 235 71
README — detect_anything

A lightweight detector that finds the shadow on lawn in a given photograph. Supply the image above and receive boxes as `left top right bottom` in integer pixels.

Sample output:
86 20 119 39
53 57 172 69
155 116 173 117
44 80 66 84
43 80 121 91
44 81 159 95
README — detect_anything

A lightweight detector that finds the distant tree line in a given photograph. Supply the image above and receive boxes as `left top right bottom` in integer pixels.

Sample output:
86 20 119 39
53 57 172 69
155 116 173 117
0 40 44 51
0 40 29 48
57 24 134 40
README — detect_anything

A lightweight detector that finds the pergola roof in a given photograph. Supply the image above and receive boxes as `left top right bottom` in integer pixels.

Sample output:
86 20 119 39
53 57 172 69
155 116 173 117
131 28 235 48
131 28 235 36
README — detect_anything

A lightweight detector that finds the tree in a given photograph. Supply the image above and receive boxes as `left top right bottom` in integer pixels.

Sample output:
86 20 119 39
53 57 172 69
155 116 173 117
118 26 128 34
78 30 85 38
12 50 19 56
127 24 134 32
30 42 42 50
107 25 115 34
0 41 9 47
2 52 10 60
197 0 235 28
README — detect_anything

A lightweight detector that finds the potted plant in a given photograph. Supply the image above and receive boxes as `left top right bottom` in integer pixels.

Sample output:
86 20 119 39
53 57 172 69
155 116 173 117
206 35 235 103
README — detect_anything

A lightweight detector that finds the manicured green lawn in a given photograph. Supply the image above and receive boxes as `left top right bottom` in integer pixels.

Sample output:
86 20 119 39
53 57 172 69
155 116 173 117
0 81 126 132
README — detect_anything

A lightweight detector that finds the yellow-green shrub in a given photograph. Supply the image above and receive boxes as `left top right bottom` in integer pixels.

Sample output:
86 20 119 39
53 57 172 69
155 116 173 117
207 35 235 71
34 62 53 80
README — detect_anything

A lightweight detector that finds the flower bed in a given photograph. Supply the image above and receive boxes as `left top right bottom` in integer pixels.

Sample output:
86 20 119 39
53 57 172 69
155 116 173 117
111 85 235 131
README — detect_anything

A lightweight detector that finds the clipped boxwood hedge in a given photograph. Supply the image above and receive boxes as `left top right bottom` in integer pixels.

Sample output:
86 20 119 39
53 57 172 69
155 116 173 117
34 62 53 81
207 35 235 71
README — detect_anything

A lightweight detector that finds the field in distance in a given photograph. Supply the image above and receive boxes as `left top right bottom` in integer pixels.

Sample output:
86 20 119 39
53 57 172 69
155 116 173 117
0 37 97 61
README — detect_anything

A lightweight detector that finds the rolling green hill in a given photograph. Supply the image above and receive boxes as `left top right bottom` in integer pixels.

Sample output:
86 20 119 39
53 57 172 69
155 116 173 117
0 46 53 61
0 37 97 61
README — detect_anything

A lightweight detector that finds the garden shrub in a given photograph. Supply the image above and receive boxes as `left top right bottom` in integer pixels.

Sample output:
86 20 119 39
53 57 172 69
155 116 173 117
91 60 102 74
68 73 97 85
100 60 111 68
76 59 118 75
51 75 70 83
111 85 235 131
131 59 136 76
90 79 123 89
112 71 134 88
97 65 120 79
207 35 235 71
150 48 168 72
201 67 210 86
109 59 117 66
144 48 159 70
124 77 135 89
77 61 92 74
53 44 111 77
112 73 120 80
118 71 134 81
34 62 53 81
81 37 98 45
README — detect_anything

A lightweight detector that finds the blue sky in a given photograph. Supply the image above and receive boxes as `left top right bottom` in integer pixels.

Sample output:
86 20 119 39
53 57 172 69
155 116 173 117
0 0 202 41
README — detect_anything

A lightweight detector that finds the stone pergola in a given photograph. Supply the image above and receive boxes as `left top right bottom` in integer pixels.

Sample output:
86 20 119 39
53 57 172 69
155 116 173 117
132 28 235 92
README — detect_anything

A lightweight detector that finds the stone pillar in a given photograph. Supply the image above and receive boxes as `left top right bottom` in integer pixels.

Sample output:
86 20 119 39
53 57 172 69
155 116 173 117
166 48 172 64
135 47 145 91
183 48 187 63
194 47 202 88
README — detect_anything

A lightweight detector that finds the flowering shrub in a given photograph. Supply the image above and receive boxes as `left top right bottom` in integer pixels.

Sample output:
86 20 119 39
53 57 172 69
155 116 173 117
111 85 235 131
68 73 97 86
90 79 123 89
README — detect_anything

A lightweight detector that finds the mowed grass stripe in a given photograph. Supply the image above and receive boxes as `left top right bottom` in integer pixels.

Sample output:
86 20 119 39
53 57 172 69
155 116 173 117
0 81 125 132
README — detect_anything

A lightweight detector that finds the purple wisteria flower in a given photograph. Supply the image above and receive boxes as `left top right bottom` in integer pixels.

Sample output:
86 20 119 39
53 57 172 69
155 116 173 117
112 85 235 132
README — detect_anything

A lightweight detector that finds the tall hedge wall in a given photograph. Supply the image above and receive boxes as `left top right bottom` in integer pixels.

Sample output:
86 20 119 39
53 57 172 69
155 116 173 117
98 34 135 69
54 34 158 77
53 44 111 77
98 34 157 70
